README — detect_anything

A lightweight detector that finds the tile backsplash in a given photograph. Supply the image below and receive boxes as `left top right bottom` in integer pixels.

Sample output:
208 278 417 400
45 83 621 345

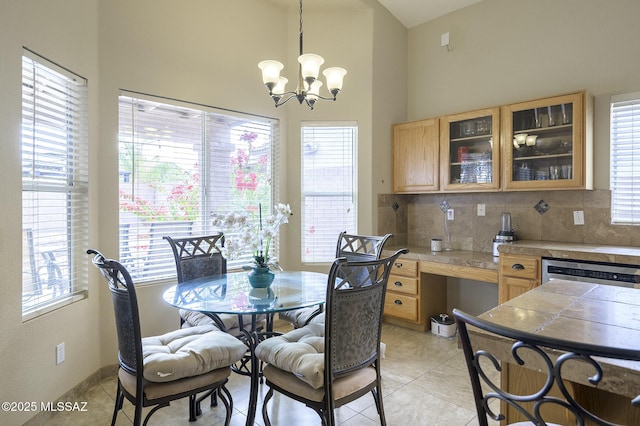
378 189 640 252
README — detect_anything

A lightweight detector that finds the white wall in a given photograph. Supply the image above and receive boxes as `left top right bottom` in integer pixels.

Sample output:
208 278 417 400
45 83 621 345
0 1 100 425
407 0 640 190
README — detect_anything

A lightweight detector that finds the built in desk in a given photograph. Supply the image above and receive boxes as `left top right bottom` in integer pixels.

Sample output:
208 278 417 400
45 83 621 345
382 247 499 330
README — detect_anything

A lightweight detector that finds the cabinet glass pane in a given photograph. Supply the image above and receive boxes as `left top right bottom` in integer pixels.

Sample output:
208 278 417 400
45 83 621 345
448 115 493 184
511 103 574 182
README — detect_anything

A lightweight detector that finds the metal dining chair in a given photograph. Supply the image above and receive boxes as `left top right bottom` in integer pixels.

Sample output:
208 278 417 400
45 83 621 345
255 248 408 426
453 308 640 426
87 249 247 426
278 231 393 328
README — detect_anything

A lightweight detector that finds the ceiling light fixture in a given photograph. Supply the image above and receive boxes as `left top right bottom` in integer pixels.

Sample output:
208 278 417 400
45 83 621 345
258 0 347 110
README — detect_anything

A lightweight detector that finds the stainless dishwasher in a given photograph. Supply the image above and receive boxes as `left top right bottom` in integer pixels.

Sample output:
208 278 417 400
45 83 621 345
542 257 640 288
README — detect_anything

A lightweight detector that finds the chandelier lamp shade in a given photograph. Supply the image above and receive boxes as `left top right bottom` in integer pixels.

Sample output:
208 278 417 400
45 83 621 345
258 0 347 110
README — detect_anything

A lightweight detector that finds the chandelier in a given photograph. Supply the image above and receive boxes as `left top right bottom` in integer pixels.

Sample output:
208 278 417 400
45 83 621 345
258 0 347 110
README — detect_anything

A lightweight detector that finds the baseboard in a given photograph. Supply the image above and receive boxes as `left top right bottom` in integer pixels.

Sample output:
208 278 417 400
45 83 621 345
22 364 118 426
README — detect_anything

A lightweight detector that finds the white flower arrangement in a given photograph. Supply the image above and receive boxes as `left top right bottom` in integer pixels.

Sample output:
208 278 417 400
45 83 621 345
211 203 292 268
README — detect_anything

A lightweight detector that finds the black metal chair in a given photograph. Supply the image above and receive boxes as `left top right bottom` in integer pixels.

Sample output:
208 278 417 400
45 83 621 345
164 234 267 335
87 249 246 426
453 308 640 426
256 248 408 426
278 231 393 328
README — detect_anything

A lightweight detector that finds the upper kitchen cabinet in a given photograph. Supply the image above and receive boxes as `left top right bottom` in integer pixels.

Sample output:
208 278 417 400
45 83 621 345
440 107 500 191
393 117 439 193
501 91 593 190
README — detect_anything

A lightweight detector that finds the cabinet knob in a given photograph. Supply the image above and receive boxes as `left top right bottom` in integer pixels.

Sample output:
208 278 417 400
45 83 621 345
394 262 403 268
394 299 403 305
512 263 525 270
394 281 403 287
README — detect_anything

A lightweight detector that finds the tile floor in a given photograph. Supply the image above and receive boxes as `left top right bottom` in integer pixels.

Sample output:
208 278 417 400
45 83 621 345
40 323 495 426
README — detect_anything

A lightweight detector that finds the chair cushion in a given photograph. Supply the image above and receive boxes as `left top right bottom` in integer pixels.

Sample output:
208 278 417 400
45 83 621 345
180 309 266 336
255 324 325 389
278 307 323 328
141 325 247 383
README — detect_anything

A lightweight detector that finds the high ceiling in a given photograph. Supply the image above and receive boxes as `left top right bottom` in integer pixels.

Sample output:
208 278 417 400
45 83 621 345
268 0 483 29
377 0 483 28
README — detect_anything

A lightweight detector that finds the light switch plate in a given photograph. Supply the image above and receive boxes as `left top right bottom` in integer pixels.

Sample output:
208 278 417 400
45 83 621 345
573 210 585 225
477 204 486 216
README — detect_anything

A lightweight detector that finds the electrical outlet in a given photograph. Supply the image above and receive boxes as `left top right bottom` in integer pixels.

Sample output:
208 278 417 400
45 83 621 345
573 210 585 225
56 342 65 365
477 204 486 216
447 208 454 221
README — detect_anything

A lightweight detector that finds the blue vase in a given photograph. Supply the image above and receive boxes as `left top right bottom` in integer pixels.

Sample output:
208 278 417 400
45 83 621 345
248 266 275 288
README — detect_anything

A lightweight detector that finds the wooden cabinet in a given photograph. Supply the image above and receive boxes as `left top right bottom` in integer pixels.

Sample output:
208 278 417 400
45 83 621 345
498 253 540 304
393 118 439 193
440 107 501 191
501 91 593 190
384 258 446 331
392 91 592 194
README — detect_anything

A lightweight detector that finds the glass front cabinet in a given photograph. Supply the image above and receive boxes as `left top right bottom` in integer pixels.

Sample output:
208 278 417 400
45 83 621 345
440 107 500 191
501 91 591 190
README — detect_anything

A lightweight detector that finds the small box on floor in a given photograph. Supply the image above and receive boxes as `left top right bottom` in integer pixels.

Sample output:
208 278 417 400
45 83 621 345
430 313 457 338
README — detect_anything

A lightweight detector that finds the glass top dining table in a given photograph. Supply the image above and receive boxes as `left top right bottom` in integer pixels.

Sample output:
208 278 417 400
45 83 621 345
162 270 328 316
162 270 328 426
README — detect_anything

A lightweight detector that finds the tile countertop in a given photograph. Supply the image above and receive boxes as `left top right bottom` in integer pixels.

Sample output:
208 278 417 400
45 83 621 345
382 246 499 270
497 239 640 264
477 279 640 398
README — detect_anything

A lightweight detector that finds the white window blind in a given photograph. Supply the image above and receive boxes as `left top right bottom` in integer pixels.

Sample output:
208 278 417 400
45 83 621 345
21 49 89 319
610 92 640 225
301 122 357 263
118 94 279 281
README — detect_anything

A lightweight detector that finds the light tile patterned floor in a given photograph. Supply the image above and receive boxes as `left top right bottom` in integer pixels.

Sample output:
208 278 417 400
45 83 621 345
41 323 491 425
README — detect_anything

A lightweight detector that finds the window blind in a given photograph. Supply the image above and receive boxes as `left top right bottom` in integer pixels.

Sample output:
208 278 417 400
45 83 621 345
610 92 640 225
301 122 357 263
118 94 279 281
21 49 89 319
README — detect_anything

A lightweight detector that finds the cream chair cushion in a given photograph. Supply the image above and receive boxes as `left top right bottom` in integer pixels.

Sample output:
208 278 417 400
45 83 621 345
141 325 247 383
255 324 325 389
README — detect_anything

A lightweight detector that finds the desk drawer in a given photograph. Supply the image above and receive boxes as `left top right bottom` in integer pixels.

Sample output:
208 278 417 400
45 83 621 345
391 258 418 278
500 254 539 281
388 275 418 296
384 293 418 321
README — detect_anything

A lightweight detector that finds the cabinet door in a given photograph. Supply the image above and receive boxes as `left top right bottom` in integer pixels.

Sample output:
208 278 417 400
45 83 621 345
499 276 538 304
502 91 592 190
393 118 439 193
440 107 500 191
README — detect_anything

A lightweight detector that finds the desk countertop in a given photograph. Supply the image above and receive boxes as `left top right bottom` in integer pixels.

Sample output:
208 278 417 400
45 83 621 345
383 246 499 270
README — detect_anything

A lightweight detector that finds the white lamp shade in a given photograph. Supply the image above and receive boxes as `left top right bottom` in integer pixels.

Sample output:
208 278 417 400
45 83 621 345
307 80 323 100
323 67 347 91
258 60 284 84
298 54 324 80
273 77 288 95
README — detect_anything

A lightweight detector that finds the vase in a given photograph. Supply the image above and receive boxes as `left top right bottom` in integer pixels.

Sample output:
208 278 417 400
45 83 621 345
247 266 275 288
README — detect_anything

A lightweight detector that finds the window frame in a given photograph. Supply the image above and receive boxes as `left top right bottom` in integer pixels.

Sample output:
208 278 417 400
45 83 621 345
300 121 358 264
118 93 280 282
21 49 89 320
610 92 640 225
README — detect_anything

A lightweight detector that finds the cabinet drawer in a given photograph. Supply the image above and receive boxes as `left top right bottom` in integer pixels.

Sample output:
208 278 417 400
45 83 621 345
500 254 539 281
388 275 418 295
391 259 418 278
384 293 418 321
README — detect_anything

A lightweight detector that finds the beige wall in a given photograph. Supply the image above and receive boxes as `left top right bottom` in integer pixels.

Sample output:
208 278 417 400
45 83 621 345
0 1 100 425
406 0 640 190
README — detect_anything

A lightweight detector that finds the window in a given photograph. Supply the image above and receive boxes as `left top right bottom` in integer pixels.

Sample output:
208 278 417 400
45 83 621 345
610 92 640 224
21 49 89 319
118 94 279 281
301 122 357 263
